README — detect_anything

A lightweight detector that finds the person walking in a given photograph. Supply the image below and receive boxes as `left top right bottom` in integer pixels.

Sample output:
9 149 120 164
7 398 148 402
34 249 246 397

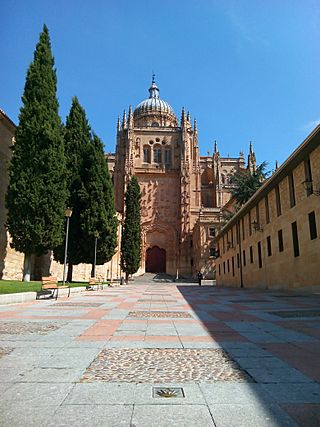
197 271 203 286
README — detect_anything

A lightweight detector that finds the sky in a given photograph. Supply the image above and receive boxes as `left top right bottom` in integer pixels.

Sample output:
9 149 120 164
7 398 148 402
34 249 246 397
1 0 320 168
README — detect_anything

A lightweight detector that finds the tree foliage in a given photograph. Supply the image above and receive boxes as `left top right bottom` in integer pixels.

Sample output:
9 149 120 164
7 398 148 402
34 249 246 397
230 162 269 206
6 25 67 257
53 98 117 273
53 97 91 266
120 176 142 279
80 134 118 265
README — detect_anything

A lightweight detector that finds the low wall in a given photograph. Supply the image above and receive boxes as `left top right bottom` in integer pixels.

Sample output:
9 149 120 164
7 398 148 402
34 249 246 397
0 286 85 305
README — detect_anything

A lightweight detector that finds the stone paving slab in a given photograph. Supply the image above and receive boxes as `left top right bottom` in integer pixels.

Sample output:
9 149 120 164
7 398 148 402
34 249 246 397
1 405 58 427
209 403 298 427
20 367 86 383
64 382 136 405
131 404 215 427
47 405 134 427
261 383 320 403
282 404 320 427
246 366 313 383
1 382 74 406
200 382 275 405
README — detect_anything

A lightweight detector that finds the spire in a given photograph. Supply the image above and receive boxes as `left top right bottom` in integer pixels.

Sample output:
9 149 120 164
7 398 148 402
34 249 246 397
117 116 121 132
194 118 197 133
122 110 127 129
128 105 133 129
148 73 160 99
214 140 218 154
181 107 186 126
247 141 256 173
187 111 190 122
275 160 279 170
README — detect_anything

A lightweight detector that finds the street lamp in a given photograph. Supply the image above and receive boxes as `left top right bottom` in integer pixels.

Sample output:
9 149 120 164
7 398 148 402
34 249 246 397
63 208 72 297
303 180 320 196
252 220 263 232
92 231 99 279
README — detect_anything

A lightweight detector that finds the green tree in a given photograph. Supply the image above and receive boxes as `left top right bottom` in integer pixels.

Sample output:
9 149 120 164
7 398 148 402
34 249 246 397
80 134 118 275
230 162 269 206
53 98 117 280
53 97 91 279
120 176 141 282
5 25 67 281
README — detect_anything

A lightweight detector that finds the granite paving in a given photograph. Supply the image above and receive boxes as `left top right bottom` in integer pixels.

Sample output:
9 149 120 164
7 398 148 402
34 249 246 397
0 274 319 426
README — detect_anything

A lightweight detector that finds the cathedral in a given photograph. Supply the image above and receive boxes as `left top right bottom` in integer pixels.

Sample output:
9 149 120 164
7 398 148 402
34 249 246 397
0 79 256 281
110 77 256 278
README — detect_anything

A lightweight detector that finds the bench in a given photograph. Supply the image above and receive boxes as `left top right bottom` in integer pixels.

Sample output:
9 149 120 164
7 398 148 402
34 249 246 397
86 276 107 291
40 276 68 299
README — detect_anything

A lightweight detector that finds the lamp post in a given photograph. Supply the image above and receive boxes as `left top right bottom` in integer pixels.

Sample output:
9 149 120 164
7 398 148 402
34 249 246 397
63 208 72 297
92 232 99 278
303 180 320 196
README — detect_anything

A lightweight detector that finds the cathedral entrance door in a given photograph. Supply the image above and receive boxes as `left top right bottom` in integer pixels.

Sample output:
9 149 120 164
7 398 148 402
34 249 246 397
146 246 166 273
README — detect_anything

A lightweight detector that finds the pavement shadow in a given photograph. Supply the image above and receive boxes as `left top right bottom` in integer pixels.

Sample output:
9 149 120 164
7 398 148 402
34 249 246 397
175 284 316 426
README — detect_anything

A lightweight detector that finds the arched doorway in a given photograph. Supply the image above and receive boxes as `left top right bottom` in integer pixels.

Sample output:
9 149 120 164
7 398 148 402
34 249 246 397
146 246 166 273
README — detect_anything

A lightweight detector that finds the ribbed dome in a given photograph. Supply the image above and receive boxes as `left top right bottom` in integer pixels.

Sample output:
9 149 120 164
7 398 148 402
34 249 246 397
134 78 176 118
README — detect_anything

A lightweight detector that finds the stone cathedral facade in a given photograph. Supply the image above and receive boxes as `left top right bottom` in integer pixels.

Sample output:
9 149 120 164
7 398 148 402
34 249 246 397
0 80 256 281
112 78 255 278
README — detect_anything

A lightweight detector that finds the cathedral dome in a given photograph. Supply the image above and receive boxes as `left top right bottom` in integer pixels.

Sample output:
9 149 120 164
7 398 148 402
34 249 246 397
133 77 177 125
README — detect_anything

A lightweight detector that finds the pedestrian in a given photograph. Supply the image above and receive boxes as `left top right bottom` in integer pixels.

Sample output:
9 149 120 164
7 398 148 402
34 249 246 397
197 271 203 286
120 276 124 286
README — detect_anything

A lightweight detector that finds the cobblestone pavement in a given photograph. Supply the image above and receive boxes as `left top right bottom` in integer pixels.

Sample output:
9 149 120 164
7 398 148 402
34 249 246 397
128 310 192 318
0 321 64 335
82 348 252 383
0 275 320 426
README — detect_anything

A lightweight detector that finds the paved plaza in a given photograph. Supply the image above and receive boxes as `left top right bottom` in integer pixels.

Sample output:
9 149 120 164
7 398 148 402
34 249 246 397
0 275 320 426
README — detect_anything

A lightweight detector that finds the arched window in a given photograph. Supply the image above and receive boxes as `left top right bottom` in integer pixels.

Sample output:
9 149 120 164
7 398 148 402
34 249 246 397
164 148 171 165
151 122 159 127
143 146 151 163
154 146 162 163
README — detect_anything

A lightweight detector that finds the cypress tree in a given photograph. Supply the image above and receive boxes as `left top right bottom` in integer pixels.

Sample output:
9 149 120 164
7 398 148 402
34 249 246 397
80 134 118 273
53 97 91 278
5 25 67 281
120 176 141 282
53 98 118 280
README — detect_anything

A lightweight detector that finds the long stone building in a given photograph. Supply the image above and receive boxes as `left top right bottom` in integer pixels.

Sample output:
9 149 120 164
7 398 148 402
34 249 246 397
215 124 320 289
1 79 253 281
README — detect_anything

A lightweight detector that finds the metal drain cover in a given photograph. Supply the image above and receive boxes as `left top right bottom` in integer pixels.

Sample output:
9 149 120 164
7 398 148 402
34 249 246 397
153 387 185 398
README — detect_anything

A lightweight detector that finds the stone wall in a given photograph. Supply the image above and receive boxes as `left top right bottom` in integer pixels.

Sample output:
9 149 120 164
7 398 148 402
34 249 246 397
216 127 320 290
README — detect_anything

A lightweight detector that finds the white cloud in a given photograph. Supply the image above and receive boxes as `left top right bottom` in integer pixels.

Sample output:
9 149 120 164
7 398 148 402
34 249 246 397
225 7 269 48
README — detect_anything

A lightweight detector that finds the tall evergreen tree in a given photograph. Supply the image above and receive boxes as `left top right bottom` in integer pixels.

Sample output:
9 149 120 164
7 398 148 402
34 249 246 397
79 134 118 273
5 25 67 281
120 176 142 282
53 97 91 278
53 99 117 280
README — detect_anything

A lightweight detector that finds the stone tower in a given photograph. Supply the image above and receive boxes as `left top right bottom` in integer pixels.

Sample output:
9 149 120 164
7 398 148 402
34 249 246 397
113 77 247 278
114 77 201 276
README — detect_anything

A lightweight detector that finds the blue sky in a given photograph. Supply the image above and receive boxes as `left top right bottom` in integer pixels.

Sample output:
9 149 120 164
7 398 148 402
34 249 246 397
1 0 320 168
